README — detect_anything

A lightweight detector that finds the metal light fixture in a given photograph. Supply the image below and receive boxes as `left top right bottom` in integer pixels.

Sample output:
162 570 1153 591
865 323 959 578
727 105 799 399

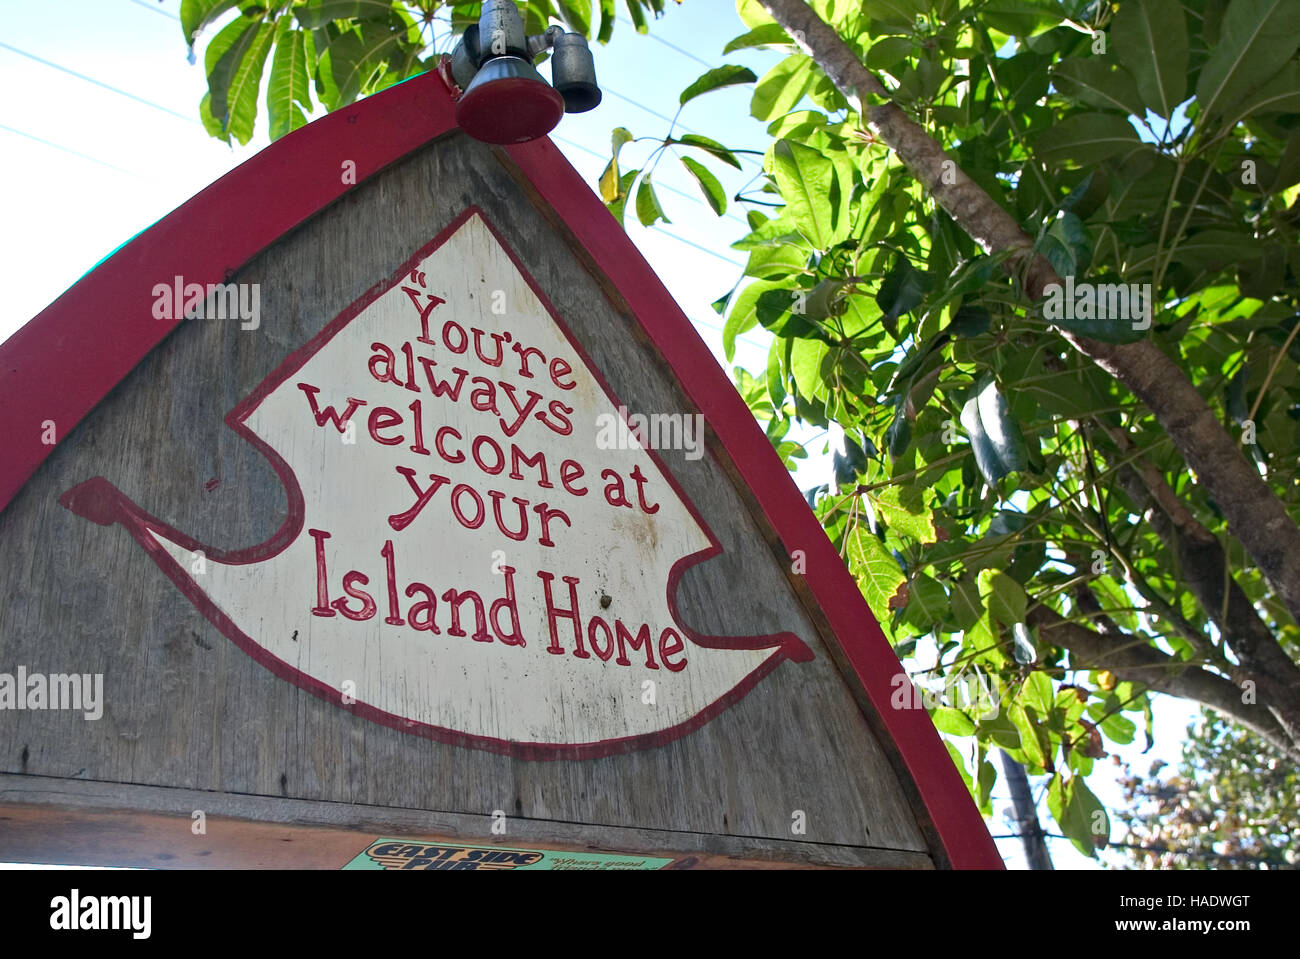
449 0 601 145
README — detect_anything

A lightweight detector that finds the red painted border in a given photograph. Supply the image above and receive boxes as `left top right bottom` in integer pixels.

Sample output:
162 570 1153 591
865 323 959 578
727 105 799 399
0 69 1001 868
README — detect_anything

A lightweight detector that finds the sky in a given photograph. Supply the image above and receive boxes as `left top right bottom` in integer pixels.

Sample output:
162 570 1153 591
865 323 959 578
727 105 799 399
0 0 1199 870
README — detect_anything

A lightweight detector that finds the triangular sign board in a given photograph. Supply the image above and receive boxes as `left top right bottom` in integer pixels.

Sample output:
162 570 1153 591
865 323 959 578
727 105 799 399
0 71 1000 870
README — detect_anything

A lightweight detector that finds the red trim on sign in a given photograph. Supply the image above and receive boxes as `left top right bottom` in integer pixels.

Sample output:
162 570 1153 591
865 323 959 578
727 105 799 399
0 72 455 512
3 69 1001 867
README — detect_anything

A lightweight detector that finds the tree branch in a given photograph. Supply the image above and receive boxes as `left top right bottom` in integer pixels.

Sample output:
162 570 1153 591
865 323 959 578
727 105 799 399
756 0 1300 630
1101 430 1300 747
1026 605 1300 764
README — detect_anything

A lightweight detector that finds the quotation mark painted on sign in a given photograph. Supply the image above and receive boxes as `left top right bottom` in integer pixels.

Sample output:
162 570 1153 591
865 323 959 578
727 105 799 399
791 810 806 835
40 420 56 445
190 550 206 576
641 679 656 705
341 160 357 185
491 810 507 835
790 549 806 574
191 810 206 836
341 679 356 705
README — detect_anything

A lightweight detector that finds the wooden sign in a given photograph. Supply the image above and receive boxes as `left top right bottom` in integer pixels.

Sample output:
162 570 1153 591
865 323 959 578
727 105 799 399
0 70 1000 869
62 209 808 759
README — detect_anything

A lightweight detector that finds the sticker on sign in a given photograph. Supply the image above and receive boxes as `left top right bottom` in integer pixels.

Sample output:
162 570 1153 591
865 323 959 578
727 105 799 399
345 839 675 870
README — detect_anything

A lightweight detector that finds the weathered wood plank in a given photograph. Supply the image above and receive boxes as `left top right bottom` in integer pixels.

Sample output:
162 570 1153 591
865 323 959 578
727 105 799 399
0 775 933 869
0 130 931 862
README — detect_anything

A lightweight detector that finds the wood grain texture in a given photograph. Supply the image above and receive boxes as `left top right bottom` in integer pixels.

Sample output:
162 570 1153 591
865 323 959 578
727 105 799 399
0 130 931 863
0 775 933 869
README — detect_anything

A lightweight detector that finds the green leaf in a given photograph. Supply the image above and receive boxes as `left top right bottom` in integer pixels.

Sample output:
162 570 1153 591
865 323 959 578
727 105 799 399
789 338 831 404
680 157 727 215
722 23 792 53
326 21 412 107
865 486 937 542
744 242 809 279
772 139 840 249
876 257 930 322
181 0 241 48
267 16 313 140
766 337 787 410
885 397 912 459
1113 0 1187 118
206 14 275 145
1021 671 1054 716
981 568 1027 627
605 168 638 225
846 527 905 622
1053 775 1107 856
1195 0 1300 127
600 126 633 202
679 64 757 107
1034 113 1142 168
906 574 949 630
864 0 925 28
866 37 913 70
1050 57 1146 116
1100 710 1136 745
634 176 670 227
960 375 1028 484
980 0 1062 36
950 575 984 631
1223 61 1300 128
676 133 742 169
943 739 974 792
597 0 615 43
751 56 816 121
557 0 592 35
1009 702 1048 768
933 706 976 736
1039 211 1091 279
295 0 397 28
1039 278 1151 344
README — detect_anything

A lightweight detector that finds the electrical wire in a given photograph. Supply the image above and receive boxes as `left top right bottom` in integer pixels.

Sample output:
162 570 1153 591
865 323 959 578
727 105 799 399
0 41 200 126
0 122 145 177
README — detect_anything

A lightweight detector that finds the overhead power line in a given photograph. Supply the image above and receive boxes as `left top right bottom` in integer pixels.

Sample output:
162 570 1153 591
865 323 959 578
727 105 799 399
0 123 145 177
0 42 200 126
126 0 179 20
